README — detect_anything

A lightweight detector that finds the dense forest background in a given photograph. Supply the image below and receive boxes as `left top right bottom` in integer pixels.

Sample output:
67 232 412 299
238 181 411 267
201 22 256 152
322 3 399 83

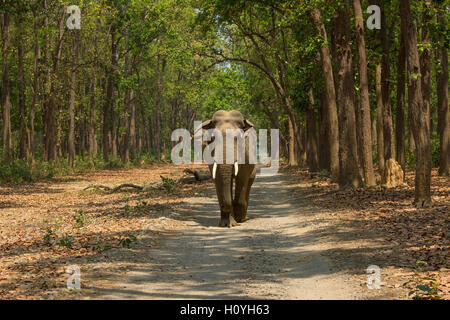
0 0 449 206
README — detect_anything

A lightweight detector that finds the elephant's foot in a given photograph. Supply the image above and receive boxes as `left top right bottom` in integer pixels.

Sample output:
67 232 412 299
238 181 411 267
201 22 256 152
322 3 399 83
219 214 238 228
233 205 248 223
235 215 249 223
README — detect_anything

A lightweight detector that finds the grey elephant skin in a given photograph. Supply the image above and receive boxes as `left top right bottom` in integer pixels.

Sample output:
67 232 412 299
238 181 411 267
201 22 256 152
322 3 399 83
195 110 256 227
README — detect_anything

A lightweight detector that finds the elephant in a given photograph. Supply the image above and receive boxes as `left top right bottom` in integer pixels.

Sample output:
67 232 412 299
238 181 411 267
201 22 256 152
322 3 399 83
194 110 256 227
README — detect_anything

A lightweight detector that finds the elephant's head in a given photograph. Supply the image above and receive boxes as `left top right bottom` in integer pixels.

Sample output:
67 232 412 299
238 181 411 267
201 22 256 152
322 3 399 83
195 109 254 173
194 110 254 227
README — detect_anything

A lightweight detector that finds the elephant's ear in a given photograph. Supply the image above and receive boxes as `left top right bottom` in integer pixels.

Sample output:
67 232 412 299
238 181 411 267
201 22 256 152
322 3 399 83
243 119 255 131
193 119 213 138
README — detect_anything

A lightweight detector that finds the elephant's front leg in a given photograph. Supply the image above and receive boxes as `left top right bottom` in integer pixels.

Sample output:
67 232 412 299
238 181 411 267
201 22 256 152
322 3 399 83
233 175 252 223
215 175 237 228
219 199 237 227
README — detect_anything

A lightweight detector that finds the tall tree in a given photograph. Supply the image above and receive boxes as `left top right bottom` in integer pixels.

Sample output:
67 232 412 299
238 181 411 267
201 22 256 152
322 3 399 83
1 12 12 161
378 1 395 162
154 53 163 159
306 88 319 172
396 30 406 174
436 7 449 176
400 0 432 206
17 15 27 159
335 4 362 187
68 31 80 168
308 7 339 181
43 5 65 161
376 64 385 174
420 0 432 139
352 0 376 186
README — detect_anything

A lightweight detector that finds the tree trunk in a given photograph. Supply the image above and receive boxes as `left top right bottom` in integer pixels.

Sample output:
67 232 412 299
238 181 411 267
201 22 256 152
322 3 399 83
378 1 395 161
308 7 339 181
111 90 118 159
103 28 118 162
396 29 406 174
1 13 12 161
43 6 65 161
400 0 432 206
154 53 163 159
89 70 97 166
376 64 385 175
352 0 376 186
56 104 63 159
29 8 40 164
288 118 297 166
372 116 377 154
17 17 27 159
335 6 362 187
436 8 449 176
420 0 433 139
129 89 136 160
318 90 330 171
68 31 79 168
306 89 319 172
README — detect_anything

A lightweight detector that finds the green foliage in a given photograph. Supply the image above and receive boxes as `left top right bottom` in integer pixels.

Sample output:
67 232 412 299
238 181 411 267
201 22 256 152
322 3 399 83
73 209 88 227
0 153 169 183
160 176 176 192
119 234 137 247
317 169 329 178
431 137 441 167
92 243 112 252
43 227 56 246
123 200 148 216
41 220 74 249
55 234 74 249
404 261 443 300
0 159 32 183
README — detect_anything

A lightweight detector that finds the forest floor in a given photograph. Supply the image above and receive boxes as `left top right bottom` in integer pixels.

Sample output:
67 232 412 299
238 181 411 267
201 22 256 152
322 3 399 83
0 163 448 300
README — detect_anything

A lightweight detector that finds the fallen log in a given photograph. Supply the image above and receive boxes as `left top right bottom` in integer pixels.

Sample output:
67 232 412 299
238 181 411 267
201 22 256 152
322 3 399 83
83 169 211 193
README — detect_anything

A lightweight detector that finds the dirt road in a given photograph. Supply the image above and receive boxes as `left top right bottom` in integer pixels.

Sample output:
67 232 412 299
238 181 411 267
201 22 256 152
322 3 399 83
92 171 401 300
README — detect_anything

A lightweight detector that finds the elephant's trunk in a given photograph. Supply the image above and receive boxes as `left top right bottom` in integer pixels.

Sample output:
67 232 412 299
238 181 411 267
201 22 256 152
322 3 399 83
216 164 234 214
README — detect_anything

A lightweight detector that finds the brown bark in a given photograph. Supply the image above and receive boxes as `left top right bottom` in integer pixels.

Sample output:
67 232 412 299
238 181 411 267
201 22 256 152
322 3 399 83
352 0 376 186
154 53 163 159
43 6 65 161
396 30 406 174
17 17 27 159
129 89 136 160
89 70 97 166
299 124 307 165
1 13 12 161
376 64 385 175
335 6 362 187
28 7 41 164
306 89 319 172
288 118 297 166
378 1 395 161
308 7 339 181
122 30 131 164
436 9 449 176
408 125 415 154
56 104 63 159
68 31 80 168
111 89 118 159
420 0 432 138
400 0 432 206
318 90 330 171
103 28 118 161
372 116 377 154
